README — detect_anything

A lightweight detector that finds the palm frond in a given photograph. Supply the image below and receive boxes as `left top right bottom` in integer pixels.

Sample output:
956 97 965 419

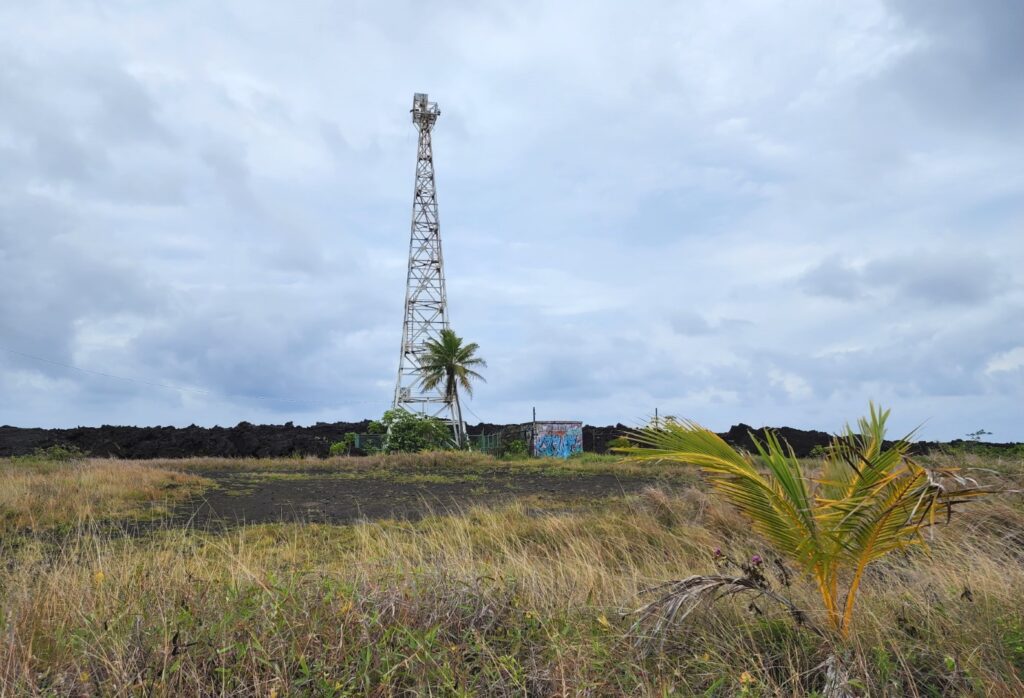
629 573 820 650
416 329 486 404
621 404 997 637
622 422 820 567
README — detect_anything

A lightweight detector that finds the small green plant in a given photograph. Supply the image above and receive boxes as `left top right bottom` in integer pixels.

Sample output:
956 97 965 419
369 409 454 454
1000 618 1024 674
329 433 358 457
31 444 88 462
498 439 528 458
623 404 995 637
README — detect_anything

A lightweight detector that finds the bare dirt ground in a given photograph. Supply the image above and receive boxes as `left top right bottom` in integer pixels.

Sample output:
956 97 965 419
173 468 668 527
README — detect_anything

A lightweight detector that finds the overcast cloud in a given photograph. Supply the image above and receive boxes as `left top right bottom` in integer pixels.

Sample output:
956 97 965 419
1 0 1022 439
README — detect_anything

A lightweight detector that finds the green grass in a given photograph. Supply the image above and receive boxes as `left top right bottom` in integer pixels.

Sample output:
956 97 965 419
228 469 484 485
150 451 701 482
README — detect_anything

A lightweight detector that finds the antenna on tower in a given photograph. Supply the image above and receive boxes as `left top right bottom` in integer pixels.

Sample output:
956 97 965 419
393 93 465 444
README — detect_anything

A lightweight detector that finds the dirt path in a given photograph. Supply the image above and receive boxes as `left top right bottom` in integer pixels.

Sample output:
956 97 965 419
173 469 664 527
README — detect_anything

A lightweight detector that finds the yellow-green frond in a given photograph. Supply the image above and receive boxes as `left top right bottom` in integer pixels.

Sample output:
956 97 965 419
622 422 821 564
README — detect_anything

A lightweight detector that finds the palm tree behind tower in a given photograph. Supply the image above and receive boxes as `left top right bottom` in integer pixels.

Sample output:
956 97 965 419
418 329 486 446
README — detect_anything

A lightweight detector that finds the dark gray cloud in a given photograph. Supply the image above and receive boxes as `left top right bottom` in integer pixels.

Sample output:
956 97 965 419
670 311 753 337
800 252 1013 305
0 0 1021 439
798 257 865 301
885 0 1024 133
868 254 1011 305
670 311 717 336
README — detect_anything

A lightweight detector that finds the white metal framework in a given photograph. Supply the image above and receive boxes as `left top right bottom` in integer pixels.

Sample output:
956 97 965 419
392 93 464 441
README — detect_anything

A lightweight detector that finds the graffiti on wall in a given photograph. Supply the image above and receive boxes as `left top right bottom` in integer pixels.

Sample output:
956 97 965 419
532 422 583 458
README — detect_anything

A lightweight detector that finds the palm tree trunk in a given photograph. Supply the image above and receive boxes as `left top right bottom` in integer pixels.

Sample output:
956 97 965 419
446 371 466 447
452 389 466 447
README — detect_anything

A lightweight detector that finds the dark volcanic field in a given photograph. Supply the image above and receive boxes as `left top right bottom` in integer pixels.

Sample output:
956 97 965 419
172 468 666 528
1 420 1018 460
0 420 831 458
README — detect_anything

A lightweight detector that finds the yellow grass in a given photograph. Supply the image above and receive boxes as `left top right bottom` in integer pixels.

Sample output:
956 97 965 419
0 453 1021 694
0 458 210 531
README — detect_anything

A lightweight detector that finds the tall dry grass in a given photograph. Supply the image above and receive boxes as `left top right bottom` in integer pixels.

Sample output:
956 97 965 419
1 483 1022 695
0 458 209 531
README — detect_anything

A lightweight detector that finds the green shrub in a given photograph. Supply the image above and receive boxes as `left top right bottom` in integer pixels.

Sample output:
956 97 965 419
1001 618 1024 675
497 439 528 458
31 444 87 462
369 409 454 454
329 433 358 457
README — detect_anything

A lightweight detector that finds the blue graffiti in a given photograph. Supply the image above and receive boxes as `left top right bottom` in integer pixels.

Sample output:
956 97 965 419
533 424 583 458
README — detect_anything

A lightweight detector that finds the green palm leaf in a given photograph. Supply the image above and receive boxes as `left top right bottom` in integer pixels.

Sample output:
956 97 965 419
623 423 820 569
621 403 995 636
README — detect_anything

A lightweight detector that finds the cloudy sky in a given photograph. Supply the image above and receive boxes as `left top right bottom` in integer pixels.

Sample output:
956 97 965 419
1 0 1022 440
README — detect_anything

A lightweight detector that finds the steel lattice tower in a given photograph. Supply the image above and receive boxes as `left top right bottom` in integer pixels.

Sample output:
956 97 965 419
393 93 464 440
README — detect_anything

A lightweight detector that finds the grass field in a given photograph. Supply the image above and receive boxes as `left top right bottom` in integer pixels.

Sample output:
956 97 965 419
0 457 210 533
1 451 1022 695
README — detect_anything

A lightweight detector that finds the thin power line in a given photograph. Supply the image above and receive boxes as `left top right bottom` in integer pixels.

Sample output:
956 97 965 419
0 345 386 408
463 402 484 423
